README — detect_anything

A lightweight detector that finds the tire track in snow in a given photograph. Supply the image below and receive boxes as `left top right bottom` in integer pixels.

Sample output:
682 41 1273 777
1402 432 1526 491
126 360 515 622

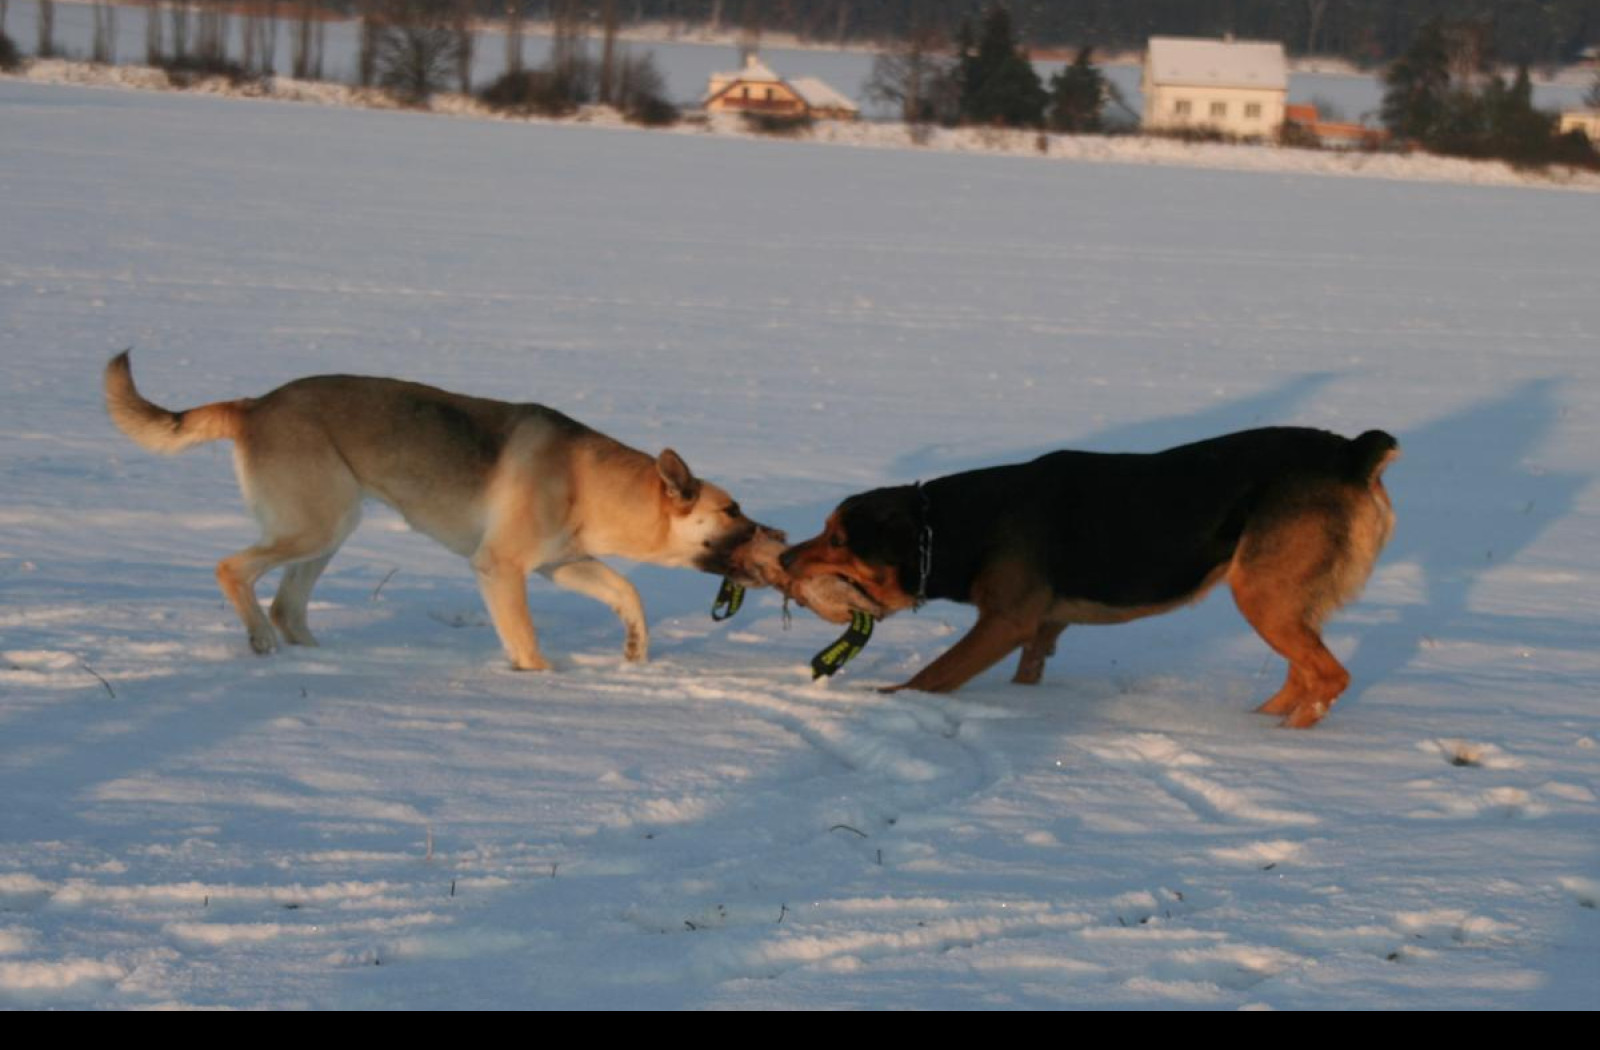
1080 732 1319 828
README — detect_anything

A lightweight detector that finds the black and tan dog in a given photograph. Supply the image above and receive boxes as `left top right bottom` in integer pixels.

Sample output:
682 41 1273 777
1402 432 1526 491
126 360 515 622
105 352 780 670
780 428 1398 728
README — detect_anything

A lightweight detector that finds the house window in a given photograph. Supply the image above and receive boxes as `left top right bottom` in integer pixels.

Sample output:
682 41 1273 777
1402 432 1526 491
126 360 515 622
1210 101 1227 119
1245 102 1262 119
1174 100 1192 117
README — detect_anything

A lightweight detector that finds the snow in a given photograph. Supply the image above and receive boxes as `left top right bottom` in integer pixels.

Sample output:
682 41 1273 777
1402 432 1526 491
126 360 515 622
11 57 1600 194
1145 37 1289 90
1 76 1598 1010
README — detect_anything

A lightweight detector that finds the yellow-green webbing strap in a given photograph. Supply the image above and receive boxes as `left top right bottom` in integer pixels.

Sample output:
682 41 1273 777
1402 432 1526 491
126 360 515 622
711 578 745 621
811 610 875 679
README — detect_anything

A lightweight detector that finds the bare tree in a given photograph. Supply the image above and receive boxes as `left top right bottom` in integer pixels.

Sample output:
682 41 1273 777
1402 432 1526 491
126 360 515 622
376 0 466 106
358 0 381 87
1303 0 1331 56
194 0 228 68
291 0 324 80
92 1 117 64
614 47 676 124
243 1 278 76
452 0 473 95
504 0 524 76
36 0 54 58
866 24 955 126
168 0 190 63
548 0 590 101
599 0 619 104
145 0 164 65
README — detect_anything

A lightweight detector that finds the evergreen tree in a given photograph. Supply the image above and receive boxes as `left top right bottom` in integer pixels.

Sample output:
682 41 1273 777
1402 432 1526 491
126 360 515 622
1048 47 1107 132
1484 65 1557 161
1380 20 1452 141
958 4 1046 128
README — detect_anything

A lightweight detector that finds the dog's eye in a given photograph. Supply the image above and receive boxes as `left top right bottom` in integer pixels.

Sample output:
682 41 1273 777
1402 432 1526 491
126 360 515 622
829 533 845 548
725 503 742 519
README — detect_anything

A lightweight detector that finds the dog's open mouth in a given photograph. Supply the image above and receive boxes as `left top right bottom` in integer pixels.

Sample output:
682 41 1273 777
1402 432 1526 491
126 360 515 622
837 573 883 612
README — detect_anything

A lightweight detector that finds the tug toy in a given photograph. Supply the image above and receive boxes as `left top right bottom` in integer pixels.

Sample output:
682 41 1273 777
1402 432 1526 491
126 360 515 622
711 578 876 680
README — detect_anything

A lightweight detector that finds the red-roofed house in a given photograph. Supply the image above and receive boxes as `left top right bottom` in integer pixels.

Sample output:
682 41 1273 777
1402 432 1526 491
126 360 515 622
704 55 859 121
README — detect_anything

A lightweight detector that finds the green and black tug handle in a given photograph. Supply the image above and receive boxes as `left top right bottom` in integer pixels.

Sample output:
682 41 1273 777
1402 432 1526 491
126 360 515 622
711 578 875 679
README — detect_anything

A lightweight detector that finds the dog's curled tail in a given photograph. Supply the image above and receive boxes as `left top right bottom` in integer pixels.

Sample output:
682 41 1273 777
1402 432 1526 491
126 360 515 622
104 351 249 455
1347 429 1399 486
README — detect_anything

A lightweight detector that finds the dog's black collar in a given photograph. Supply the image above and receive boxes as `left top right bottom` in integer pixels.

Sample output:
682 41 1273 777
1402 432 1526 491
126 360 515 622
913 481 933 610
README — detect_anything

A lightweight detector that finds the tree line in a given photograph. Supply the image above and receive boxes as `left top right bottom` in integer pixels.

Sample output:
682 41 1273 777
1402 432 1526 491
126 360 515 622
1381 18 1599 168
9 2 1598 69
0 1 677 122
397 1 1598 67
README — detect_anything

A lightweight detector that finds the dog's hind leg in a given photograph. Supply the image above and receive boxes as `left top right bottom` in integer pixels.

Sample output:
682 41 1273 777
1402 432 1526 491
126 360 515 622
270 555 332 647
540 559 648 662
1013 620 1068 685
220 539 345 655
224 446 362 655
1229 499 1355 728
269 504 361 647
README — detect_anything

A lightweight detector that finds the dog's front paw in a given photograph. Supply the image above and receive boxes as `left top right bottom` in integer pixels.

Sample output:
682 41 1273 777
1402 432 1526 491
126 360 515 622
624 626 649 663
1282 701 1330 729
247 625 279 655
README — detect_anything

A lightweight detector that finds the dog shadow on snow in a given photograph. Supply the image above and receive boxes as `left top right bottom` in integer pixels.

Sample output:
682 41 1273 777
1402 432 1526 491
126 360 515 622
1338 378 1586 714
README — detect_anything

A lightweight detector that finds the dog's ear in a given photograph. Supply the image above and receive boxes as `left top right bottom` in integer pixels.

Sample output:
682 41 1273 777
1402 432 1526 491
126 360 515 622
656 449 702 505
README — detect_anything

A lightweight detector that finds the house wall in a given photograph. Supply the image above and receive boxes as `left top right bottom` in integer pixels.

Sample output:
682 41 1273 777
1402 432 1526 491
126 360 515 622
707 81 807 116
1142 79 1286 138
1559 111 1600 141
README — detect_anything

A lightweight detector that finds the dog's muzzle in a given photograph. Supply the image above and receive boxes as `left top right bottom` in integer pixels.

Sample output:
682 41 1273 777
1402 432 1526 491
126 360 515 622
703 523 787 586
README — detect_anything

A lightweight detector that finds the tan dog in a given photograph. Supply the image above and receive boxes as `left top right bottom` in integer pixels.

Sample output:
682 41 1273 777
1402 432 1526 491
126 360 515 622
104 352 776 670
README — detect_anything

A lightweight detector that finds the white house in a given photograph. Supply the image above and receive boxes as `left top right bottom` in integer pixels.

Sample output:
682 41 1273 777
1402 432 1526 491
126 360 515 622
1142 36 1288 138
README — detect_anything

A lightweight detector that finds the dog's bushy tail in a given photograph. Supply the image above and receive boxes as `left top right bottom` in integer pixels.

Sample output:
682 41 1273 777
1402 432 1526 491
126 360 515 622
1346 429 1399 486
104 351 249 454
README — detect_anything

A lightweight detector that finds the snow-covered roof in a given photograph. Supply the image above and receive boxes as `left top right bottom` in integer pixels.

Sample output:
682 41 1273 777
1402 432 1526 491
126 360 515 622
709 54 783 87
1145 36 1288 91
788 76 858 114
704 54 857 115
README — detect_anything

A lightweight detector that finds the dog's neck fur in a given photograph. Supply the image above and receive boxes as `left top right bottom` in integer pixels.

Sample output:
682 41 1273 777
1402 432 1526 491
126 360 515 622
564 441 676 561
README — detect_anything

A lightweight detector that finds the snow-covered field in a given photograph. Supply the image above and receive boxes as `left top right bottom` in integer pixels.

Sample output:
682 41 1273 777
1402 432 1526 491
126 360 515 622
1 78 1598 1010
